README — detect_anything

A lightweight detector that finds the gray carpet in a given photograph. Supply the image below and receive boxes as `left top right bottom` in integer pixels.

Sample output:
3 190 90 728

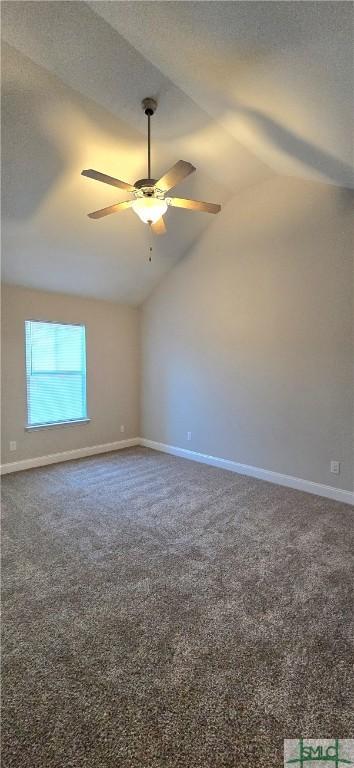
2 447 353 767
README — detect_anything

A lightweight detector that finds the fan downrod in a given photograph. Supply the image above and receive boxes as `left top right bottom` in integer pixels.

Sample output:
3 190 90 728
142 98 157 180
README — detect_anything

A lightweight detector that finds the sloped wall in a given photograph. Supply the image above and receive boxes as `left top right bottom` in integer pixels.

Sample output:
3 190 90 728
141 176 353 492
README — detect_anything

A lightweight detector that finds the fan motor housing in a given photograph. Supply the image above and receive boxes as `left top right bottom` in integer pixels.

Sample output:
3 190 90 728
134 178 158 197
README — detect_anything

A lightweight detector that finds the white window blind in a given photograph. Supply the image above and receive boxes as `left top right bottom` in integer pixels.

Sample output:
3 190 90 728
25 321 87 427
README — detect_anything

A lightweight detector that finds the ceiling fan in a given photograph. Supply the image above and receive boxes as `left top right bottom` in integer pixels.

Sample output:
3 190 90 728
81 98 221 235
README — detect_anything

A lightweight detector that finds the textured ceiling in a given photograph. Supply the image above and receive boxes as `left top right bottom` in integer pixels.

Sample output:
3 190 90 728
2 1 353 304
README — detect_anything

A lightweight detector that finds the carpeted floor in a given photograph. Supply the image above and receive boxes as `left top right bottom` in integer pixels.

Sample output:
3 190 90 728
2 447 353 767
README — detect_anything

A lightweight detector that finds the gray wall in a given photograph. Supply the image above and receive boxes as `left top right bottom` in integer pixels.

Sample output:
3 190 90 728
1 285 140 464
141 176 353 492
2 177 353 491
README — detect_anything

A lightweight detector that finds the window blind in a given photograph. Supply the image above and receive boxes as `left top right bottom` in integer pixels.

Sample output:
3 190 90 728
25 320 87 427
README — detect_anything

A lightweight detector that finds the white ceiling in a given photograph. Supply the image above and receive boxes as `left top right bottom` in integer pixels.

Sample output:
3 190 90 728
2 1 353 305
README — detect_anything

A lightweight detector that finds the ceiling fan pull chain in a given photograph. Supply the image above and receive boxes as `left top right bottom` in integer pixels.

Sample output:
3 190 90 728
147 220 153 262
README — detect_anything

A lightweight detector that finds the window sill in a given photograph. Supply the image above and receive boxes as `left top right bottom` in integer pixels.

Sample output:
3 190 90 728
25 419 90 431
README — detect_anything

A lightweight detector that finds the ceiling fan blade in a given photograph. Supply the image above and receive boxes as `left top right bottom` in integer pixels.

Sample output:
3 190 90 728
155 160 196 192
82 169 135 192
168 197 221 214
150 216 167 235
88 200 133 219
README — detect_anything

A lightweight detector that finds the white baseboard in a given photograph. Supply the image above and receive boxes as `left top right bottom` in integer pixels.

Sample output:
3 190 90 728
140 439 354 506
2 436 353 506
0 438 140 475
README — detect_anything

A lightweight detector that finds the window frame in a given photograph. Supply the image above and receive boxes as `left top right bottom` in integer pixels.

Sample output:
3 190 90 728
24 318 90 430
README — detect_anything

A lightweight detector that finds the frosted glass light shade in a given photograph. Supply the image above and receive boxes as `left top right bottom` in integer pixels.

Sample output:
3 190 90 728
132 197 167 224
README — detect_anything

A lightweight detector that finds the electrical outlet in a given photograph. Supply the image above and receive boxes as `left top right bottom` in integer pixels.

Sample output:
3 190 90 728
120 425 125 433
9 441 17 452
187 431 192 441
330 460 340 475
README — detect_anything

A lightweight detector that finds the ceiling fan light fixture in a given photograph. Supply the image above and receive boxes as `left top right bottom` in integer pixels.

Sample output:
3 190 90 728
132 196 167 224
82 97 221 232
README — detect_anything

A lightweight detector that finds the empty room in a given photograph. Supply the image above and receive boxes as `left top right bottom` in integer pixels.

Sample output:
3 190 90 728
1 2 353 766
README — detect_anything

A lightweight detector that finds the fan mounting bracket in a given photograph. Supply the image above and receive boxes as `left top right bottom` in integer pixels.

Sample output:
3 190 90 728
142 97 157 116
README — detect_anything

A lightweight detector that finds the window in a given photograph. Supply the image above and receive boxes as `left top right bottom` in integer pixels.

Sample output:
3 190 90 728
25 320 87 428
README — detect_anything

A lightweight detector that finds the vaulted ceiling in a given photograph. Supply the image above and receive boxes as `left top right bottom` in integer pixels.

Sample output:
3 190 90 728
2 1 353 304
